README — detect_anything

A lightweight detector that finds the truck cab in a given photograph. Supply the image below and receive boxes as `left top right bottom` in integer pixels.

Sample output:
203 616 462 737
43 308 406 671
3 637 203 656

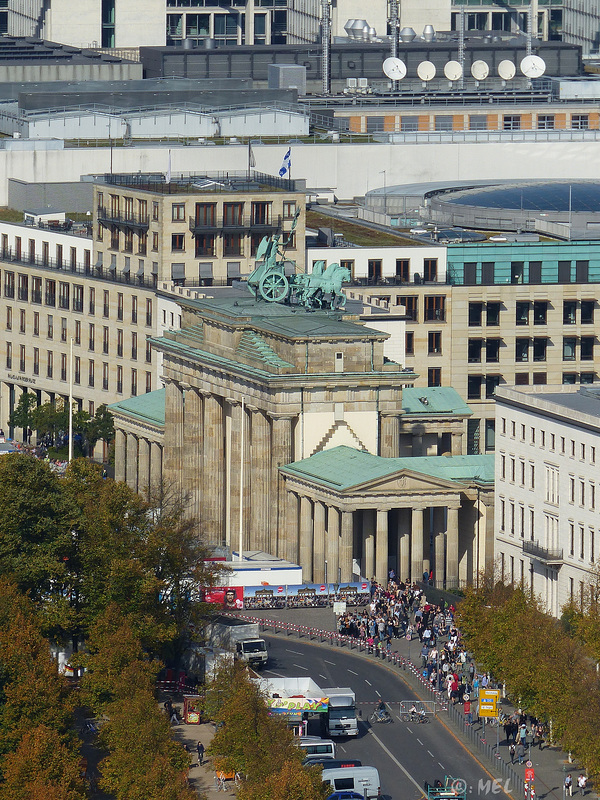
235 638 268 668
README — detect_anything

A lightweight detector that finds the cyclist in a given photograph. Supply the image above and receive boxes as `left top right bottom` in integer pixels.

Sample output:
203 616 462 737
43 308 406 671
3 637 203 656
409 704 426 722
376 700 389 721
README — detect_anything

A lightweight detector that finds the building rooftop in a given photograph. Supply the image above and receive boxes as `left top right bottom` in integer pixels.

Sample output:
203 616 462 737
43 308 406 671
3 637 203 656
496 385 600 433
94 171 300 196
282 445 494 491
109 388 165 427
402 387 472 417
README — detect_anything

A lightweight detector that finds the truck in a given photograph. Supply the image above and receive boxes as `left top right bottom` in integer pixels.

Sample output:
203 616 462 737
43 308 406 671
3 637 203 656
206 615 268 669
323 687 359 738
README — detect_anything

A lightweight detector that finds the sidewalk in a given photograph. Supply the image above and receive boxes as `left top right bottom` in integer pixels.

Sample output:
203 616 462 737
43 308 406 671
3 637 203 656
240 605 592 800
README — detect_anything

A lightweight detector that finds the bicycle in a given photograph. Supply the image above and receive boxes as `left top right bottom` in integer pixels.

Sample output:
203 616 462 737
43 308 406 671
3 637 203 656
370 709 393 724
401 710 430 724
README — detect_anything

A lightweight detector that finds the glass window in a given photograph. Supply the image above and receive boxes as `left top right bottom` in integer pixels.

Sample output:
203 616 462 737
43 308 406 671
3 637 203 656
581 300 594 324
533 301 547 324
563 300 577 324
468 339 482 363
486 302 500 326
428 368 441 387
581 337 594 361
533 338 547 362
516 338 529 362
563 337 577 361
467 375 482 399
172 203 185 221
516 302 529 325
428 331 442 354
468 302 483 327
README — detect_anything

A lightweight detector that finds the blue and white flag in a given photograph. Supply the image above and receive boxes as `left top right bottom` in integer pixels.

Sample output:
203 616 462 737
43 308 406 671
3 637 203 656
278 147 291 177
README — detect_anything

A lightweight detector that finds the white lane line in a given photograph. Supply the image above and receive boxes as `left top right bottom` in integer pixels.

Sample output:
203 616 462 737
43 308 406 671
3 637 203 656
324 660 336 665
375 690 381 697
365 680 372 686
347 669 358 675
293 663 308 671
406 726 413 734
319 674 328 680
427 751 435 758
416 738 424 746
368 728 425 796
264 670 286 677
438 762 445 769
286 649 303 655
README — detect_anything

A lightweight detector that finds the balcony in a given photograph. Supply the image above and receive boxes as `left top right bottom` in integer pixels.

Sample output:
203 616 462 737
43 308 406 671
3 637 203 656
522 539 564 566
189 215 281 234
97 207 149 231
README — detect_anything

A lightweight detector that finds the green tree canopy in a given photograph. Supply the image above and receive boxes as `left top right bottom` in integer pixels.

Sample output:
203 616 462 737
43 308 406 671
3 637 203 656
7 392 36 436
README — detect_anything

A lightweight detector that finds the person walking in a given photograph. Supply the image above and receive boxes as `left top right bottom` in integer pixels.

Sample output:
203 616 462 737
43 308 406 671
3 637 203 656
197 741 205 765
577 775 587 796
565 775 573 797
516 742 526 765
508 742 516 764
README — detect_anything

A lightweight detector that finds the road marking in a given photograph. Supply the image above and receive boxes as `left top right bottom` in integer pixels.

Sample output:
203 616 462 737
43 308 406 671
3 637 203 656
365 680 372 686
324 660 336 665
264 670 286 677
406 726 413 734
286 649 303 655
375 690 381 697
428 751 435 758
347 669 358 675
368 728 425 796
319 674 328 680
293 663 308 671
417 739 424 746
438 762 445 769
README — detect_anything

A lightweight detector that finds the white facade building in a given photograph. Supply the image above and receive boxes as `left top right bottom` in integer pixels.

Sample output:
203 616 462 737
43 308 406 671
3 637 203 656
495 384 600 617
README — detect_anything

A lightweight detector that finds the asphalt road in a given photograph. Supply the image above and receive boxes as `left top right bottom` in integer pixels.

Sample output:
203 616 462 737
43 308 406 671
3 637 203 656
264 635 502 800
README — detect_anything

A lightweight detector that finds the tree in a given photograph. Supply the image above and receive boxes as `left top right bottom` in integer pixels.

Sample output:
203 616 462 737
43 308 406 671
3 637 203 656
86 405 114 452
0 725 86 800
7 392 37 440
30 401 68 446
240 761 329 800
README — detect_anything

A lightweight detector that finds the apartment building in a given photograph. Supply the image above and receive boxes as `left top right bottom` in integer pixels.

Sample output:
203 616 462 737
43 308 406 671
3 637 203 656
92 173 305 287
495 384 600 617
0 218 177 442
345 240 600 455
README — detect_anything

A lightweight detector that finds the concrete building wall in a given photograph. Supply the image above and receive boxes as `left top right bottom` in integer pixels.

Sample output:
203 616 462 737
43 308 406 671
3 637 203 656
1 138 600 208
8 179 94 213
495 385 600 617
306 245 447 282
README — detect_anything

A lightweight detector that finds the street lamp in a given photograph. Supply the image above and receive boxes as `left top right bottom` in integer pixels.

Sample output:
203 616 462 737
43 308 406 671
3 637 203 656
380 170 387 217
68 337 73 463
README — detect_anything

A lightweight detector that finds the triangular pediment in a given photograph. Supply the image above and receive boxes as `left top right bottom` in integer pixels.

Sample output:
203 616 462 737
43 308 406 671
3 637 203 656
351 468 462 495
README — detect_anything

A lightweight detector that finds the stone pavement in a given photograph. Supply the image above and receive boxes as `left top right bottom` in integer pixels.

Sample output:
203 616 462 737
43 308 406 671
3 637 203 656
237 605 593 800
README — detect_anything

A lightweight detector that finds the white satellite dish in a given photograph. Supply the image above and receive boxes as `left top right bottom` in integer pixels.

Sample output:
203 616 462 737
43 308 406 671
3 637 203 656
497 60 516 80
471 60 489 80
520 55 546 78
382 57 407 80
444 60 463 81
417 60 436 81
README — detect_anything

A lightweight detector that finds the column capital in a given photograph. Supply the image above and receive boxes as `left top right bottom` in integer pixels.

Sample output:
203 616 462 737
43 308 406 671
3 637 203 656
269 411 296 421
180 381 193 391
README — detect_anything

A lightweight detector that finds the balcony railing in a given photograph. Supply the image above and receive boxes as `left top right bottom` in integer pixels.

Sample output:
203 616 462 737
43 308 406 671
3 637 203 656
97 207 149 230
188 214 281 233
523 539 564 565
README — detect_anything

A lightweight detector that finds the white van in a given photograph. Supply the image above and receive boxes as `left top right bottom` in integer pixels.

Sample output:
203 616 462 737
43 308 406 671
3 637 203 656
322 766 381 799
298 736 336 760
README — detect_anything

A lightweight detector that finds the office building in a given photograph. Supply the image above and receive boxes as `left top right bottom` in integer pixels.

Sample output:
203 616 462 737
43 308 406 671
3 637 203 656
495 384 600 616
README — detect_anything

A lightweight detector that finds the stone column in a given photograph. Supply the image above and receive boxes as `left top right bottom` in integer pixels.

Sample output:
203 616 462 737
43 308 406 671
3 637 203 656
150 441 162 495
396 508 410 583
114 428 126 483
126 433 138 493
412 433 424 457
340 510 353 582
163 379 183 490
250 408 271 552
362 509 375 581
184 387 202 524
326 505 339 587
299 495 313 582
446 505 460 589
203 393 225 545
313 501 326 582
380 413 400 458
228 400 244 554
138 438 151 499
433 506 446 588
452 431 464 455
286 490 299 564
271 414 295 559
411 507 424 584
376 509 389 586
482 496 495 575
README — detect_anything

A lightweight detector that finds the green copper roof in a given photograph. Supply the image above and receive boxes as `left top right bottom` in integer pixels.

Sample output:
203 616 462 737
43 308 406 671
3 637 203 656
109 388 165 428
281 445 494 491
402 387 473 416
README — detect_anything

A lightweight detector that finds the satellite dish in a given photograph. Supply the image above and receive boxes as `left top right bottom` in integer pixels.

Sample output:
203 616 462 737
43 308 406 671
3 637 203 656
444 60 463 81
382 57 407 81
520 55 546 78
417 60 436 81
471 60 489 80
497 60 516 80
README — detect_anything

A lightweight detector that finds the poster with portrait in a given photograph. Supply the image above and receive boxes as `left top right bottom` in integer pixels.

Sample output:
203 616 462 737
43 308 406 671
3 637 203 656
203 586 244 609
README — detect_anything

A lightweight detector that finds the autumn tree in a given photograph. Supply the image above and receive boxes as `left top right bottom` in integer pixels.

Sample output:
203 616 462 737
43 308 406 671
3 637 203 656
7 392 37 441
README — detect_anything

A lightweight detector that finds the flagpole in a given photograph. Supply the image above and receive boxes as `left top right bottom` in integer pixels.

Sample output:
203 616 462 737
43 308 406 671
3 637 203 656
238 396 245 561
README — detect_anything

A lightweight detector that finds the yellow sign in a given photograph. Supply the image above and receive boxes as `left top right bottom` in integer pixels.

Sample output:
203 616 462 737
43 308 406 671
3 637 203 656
478 688 501 718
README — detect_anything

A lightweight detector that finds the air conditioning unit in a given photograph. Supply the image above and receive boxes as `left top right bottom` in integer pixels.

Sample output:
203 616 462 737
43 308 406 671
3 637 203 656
358 77 368 88
346 77 358 88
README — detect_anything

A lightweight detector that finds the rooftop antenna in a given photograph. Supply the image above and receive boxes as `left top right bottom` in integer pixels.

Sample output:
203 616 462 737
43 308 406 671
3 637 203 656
388 0 399 89
458 4 465 91
321 0 331 95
